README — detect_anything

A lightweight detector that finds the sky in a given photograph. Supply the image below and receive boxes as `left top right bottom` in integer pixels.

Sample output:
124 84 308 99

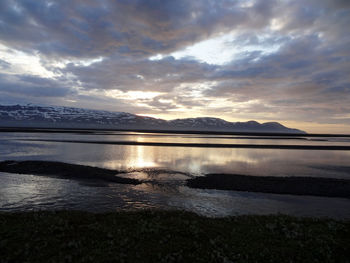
0 0 350 133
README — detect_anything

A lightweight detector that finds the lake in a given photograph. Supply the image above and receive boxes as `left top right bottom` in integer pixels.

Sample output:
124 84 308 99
1 130 350 218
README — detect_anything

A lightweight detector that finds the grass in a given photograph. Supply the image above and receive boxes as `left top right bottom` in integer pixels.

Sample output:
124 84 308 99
0 210 349 263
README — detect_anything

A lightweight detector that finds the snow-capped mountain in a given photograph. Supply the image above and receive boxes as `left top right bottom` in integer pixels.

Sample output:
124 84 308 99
0 104 305 133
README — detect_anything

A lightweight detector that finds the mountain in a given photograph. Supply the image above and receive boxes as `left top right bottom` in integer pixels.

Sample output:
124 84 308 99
0 104 305 133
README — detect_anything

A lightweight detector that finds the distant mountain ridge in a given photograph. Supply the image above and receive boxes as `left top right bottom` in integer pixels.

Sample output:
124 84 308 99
0 104 305 134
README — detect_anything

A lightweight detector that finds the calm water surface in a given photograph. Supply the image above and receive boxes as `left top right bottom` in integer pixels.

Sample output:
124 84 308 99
1 131 349 218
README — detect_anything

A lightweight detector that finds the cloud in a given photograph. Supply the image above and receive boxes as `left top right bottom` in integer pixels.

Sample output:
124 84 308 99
0 73 74 97
1 0 348 60
0 0 350 130
0 0 284 59
58 27 350 123
0 59 10 69
63 55 217 92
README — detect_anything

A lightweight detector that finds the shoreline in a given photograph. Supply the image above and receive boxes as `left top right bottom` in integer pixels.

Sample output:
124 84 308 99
1 126 350 137
15 138 350 150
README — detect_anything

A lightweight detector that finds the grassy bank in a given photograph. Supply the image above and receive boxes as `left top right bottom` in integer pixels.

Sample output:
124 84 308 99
1 210 349 263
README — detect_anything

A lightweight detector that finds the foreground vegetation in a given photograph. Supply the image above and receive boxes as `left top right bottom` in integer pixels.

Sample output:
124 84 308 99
0 210 349 263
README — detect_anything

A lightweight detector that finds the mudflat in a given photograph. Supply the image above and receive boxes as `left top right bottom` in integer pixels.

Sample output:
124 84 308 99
0 160 140 185
187 173 350 198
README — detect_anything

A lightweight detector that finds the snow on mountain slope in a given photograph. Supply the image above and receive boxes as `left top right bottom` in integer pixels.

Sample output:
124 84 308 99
0 104 305 133
0 104 165 126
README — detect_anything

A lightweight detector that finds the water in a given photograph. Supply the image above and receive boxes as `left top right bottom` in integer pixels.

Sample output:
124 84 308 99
0 131 349 218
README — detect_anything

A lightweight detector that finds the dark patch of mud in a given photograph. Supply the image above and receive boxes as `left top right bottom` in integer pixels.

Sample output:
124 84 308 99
0 160 140 185
187 174 350 198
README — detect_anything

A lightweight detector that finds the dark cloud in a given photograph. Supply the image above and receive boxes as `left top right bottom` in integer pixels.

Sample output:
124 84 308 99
0 59 10 69
63 55 217 92
0 73 74 97
0 0 277 58
1 0 348 59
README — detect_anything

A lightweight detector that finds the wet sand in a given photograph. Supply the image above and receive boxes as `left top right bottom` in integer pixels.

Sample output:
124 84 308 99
187 174 350 198
0 161 140 185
